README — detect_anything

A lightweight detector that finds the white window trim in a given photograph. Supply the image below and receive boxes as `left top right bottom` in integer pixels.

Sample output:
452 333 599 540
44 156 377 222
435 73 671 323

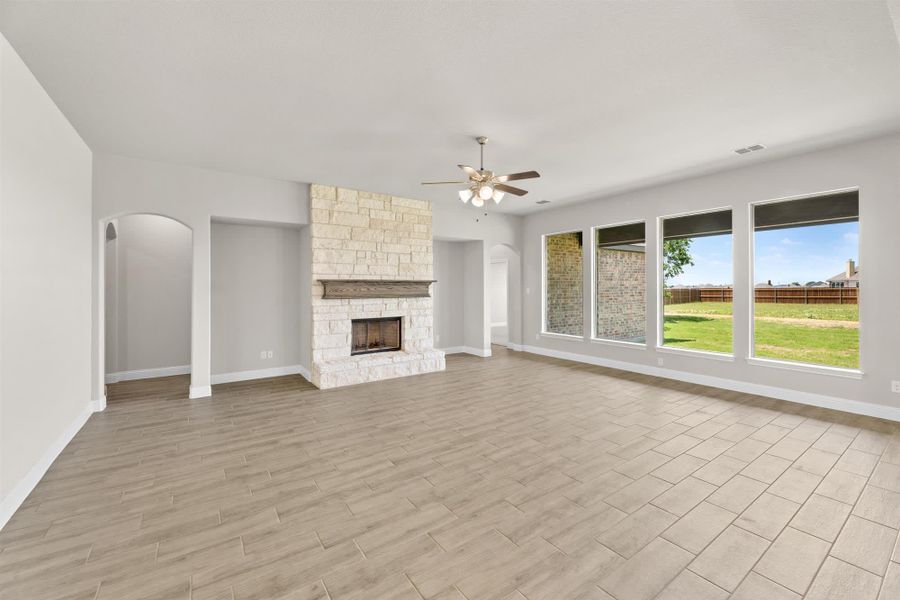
540 331 586 342
541 229 587 338
656 345 735 362
746 356 863 379
747 187 861 372
591 219 648 349
656 206 735 357
591 337 648 350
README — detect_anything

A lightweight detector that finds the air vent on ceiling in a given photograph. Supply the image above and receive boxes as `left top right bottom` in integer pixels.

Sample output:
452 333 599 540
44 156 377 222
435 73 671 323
734 144 766 155
536 200 551 204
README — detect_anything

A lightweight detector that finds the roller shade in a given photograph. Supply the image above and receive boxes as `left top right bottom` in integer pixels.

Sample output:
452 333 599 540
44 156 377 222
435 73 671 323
754 191 858 232
596 222 645 247
663 209 732 241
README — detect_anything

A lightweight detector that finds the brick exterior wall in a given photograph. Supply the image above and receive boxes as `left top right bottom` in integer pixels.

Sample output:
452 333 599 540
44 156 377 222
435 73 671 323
596 246 646 341
545 232 583 336
309 184 444 388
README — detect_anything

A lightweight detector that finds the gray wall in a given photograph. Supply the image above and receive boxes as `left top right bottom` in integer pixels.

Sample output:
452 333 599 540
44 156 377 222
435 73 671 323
108 214 192 374
298 226 311 374
522 133 900 414
0 35 93 517
211 222 303 375
433 240 467 349
463 240 488 352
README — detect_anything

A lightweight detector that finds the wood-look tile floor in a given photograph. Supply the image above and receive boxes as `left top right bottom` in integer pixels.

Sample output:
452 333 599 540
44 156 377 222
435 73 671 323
2 348 900 600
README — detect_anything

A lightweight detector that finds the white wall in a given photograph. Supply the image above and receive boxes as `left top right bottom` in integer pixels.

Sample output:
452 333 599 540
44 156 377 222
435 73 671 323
433 201 522 252
522 134 900 418
92 153 308 399
0 34 93 525
211 222 303 379
108 214 192 376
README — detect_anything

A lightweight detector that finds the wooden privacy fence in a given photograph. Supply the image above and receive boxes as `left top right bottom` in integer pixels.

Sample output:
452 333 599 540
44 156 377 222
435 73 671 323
665 287 858 305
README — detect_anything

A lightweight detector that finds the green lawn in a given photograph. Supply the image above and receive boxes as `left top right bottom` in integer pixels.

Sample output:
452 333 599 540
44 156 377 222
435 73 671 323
662 303 859 368
665 301 858 321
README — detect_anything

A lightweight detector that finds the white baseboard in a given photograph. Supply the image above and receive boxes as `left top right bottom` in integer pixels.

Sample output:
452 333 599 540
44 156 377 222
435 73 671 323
91 395 107 412
189 385 212 399
0 400 99 531
440 346 492 357
210 364 310 385
521 344 900 422
106 364 190 384
506 343 523 351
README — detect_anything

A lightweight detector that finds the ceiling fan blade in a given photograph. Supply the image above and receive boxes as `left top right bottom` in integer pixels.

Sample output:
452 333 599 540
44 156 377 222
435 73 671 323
421 181 468 185
494 170 540 183
458 165 482 180
494 183 528 196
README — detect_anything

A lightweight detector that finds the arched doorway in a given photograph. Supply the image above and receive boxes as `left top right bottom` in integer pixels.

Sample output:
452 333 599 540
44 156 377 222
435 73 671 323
103 214 193 401
489 243 522 350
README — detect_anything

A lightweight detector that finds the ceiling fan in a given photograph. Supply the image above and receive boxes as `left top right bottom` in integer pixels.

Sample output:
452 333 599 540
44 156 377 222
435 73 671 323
421 136 540 207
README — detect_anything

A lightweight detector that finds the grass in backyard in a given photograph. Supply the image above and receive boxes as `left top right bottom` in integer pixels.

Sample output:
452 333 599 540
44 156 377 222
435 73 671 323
662 314 859 368
665 301 858 322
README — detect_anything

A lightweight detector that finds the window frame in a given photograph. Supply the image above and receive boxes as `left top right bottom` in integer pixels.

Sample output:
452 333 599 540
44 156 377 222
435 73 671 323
541 229 587 340
656 206 736 359
747 188 863 378
590 219 649 349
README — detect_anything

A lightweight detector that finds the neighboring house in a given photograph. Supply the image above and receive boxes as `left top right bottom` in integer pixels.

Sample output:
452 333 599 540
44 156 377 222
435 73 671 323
805 281 828 287
828 259 860 288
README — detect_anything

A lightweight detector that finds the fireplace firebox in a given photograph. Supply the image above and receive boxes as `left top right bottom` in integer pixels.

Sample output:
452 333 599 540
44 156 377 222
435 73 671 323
351 317 402 356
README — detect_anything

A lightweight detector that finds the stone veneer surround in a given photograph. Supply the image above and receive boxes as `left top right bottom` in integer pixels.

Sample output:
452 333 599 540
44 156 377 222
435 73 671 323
309 184 444 388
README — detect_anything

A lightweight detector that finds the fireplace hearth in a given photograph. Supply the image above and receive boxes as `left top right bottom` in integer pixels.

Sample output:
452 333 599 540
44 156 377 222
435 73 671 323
351 317 402 356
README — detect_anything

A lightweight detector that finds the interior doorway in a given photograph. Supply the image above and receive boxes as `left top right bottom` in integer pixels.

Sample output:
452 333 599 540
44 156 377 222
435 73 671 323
490 259 509 345
103 214 192 399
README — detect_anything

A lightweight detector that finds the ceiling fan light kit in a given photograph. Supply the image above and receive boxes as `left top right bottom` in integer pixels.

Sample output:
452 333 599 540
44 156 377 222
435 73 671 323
422 136 540 208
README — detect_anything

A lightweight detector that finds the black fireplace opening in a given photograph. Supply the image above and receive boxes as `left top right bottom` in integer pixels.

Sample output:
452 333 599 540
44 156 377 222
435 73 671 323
351 317 402 356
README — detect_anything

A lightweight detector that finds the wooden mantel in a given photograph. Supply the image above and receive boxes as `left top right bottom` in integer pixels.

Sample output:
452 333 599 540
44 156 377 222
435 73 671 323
318 279 436 299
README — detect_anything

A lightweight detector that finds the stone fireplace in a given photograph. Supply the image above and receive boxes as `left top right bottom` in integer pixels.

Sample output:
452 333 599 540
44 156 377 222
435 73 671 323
309 184 445 389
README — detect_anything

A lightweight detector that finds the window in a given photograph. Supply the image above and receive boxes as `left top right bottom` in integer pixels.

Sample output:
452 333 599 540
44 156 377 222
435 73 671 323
660 209 733 354
752 191 859 369
544 231 583 336
594 222 646 343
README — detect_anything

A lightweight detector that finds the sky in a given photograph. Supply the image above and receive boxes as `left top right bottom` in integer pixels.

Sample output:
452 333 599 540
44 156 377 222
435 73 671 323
666 221 859 287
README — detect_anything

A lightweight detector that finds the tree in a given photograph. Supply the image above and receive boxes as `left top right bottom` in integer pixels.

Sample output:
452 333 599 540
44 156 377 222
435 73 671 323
663 238 694 283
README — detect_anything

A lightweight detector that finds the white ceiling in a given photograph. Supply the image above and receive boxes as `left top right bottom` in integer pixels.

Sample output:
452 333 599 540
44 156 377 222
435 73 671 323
3 1 900 214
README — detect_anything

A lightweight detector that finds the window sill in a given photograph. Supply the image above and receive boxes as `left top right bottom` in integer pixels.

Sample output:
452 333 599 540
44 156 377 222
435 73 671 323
746 357 863 380
539 331 585 342
656 346 735 362
591 338 647 350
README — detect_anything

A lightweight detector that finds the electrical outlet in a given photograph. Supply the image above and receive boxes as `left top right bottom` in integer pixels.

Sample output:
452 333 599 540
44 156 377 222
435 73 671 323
657 358 664 366
267 350 274 359
535 333 540 341
435 334 440 343
892 381 900 394
259 351 267 360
